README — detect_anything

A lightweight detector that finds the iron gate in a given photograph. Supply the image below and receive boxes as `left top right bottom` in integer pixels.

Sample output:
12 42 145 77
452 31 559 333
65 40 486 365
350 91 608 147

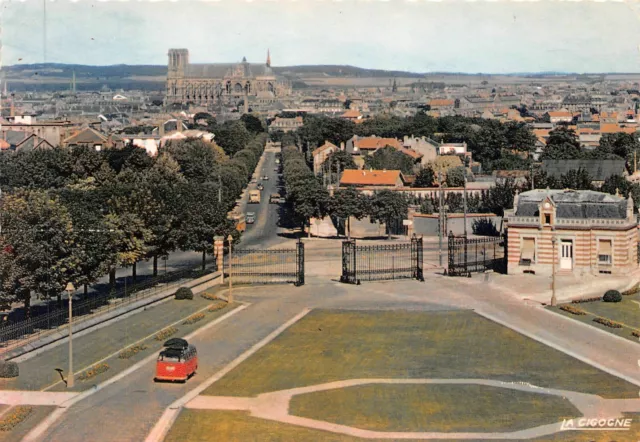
447 233 505 277
340 235 424 284
226 240 304 286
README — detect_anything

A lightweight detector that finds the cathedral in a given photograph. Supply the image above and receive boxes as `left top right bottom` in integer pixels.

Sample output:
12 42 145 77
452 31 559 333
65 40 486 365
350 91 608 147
164 49 292 107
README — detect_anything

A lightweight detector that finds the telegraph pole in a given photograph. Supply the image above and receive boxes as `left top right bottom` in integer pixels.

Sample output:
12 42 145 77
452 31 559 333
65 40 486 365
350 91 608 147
218 174 222 203
463 172 468 237
438 171 443 267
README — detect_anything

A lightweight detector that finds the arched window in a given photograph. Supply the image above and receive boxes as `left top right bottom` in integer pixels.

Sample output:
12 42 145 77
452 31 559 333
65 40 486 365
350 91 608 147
234 83 243 94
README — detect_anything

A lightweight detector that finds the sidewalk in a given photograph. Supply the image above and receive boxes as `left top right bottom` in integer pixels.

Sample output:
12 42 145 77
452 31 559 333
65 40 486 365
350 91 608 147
486 268 640 304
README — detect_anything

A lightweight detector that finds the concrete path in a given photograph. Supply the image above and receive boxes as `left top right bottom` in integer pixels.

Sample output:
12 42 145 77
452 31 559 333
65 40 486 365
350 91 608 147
0 391 78 406
184 378 640 440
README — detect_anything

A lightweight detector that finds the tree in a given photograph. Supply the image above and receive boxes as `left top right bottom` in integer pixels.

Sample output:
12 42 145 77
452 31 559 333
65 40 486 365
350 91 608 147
329 187 369 239
0 191 79 315
162 138 227 183
560 168 593 190
291 178 330 237
540 127 582 160
446 166 466 187
419 199 434 214
363 146 415 175
481 178 518 217
598 133 640 172
504 121 536 154
369 190 409 239
413 166 435 188
298 115 355 148
174 182 234 269
240 114 265 134
214 121 252 156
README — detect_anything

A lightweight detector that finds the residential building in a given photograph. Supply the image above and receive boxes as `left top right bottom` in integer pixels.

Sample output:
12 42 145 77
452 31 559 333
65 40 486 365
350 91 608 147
438 142 467 156
313 141 340 175
268 116 303 133
505 189 638 276
402 136 438 164
1 115 76 147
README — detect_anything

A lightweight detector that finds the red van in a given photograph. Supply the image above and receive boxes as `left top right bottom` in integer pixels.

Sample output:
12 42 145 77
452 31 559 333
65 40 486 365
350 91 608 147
154 338 198 383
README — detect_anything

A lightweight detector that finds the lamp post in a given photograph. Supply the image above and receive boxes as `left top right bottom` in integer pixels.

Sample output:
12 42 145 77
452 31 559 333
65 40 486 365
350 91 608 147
551 236 557 307
227 234 234 303
66 282 75 388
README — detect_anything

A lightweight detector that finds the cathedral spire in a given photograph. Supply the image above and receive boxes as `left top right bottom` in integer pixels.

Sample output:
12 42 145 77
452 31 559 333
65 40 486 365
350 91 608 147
266 49 271 67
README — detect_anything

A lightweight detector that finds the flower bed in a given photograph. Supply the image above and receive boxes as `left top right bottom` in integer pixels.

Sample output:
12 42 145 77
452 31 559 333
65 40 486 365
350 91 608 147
118 344 149 360
593 317 623 329
632 330 640 339
200 292 220 301
78 363 110 381
183 313 205 325
0 406 33 431
208 302 227 313
622 283 640 296
559 305 586 316
155 326 178 341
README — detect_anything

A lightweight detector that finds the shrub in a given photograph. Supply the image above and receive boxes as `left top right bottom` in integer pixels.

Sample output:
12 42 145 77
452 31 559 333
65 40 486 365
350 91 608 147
78 363 110 381
118 344 148 360
200 292 220 301
603 290 622 303
208 302 227 313
183 313 205 325
560 305 586 316
155 326 178 341
174 287 194 300
593 317 623 328
0 361 19 378
632 330 640 339
572 297 602 304
622 284 640 296
0 406 33 431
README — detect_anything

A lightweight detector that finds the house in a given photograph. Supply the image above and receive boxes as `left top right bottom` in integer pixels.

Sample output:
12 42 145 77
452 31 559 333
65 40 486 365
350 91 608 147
428 99 455 111
340 169 405 188
438 142 468 156
340 109 364 123
402 136 438 164
541 159 626 187
312 141 340 175
1 115 76 147
545 110 574 124
62 127 109 151
345 135 403 155
504 189 638 276
14 134 54 152
268 116 303 133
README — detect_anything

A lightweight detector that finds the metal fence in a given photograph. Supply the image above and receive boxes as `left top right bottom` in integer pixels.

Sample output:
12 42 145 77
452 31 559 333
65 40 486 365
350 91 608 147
225 240 304 286
340 235 424 284
0 258 218 348
447 233 505 277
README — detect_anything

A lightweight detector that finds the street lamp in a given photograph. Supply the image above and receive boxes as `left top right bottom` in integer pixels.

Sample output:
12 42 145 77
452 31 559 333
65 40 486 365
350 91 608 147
551 236 557 307
65 282 75 388
227 234 234 303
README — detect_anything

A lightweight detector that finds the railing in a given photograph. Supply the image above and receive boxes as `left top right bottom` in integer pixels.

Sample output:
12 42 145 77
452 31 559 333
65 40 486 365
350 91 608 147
0 259 218 349
447 233 505 277
225 242 304 286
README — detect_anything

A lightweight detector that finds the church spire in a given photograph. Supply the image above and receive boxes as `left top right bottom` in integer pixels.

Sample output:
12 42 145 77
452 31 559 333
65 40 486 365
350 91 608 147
266 49 271 67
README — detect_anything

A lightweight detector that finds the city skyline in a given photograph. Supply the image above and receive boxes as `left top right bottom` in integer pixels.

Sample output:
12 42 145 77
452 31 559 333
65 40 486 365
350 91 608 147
3 0 640 74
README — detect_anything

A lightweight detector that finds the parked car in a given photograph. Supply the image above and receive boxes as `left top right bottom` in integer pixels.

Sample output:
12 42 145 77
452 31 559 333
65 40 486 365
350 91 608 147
257 183 264 191
155 338 198 383
278 197 286 204
269 193 281 204
262 175 269 180
246 212 256 224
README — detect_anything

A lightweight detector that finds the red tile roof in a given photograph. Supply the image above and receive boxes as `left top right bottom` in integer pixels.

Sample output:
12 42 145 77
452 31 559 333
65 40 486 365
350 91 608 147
340 169 403 186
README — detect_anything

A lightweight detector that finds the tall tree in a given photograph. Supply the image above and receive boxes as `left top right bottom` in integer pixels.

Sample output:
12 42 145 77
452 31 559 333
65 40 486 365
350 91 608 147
369 190 409 239
540 127 582 160
445 166 466 187
363 146 415 175
240 114 265 134
413 166 435 188
329 187 370 239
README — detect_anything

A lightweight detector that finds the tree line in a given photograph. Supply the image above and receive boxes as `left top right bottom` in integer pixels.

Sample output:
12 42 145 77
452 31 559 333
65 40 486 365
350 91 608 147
0 132 267 316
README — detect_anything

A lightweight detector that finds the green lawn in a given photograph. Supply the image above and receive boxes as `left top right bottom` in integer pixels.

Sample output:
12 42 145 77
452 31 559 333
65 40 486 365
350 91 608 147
290 384 580 432
549 294 640 343
0 406 56 442
203 309 639 399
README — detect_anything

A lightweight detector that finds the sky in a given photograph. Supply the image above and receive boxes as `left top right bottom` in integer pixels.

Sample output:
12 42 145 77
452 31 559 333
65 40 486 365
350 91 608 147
2 0 640 74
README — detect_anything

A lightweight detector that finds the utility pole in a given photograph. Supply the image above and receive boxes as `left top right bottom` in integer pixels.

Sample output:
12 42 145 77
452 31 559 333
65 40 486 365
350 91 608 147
218 174 222 204
227 234 234 303
66 282 75 388
551 235 557 306
438 171 443 267
463 171 468 237
530 162 535 190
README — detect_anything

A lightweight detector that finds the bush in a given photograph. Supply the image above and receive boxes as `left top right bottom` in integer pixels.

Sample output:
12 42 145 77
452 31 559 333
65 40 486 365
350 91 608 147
182 313 205 325
155 326 178 341
78 363 110 381
175 287 194 300
118 344 148 360
0 361 19 378
603 290 622 303
622 284 640 296
559 305 586 316
200 292 219 301
208 301 227 313
0 406 33 431
593 317 623 329
572 297 602 304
